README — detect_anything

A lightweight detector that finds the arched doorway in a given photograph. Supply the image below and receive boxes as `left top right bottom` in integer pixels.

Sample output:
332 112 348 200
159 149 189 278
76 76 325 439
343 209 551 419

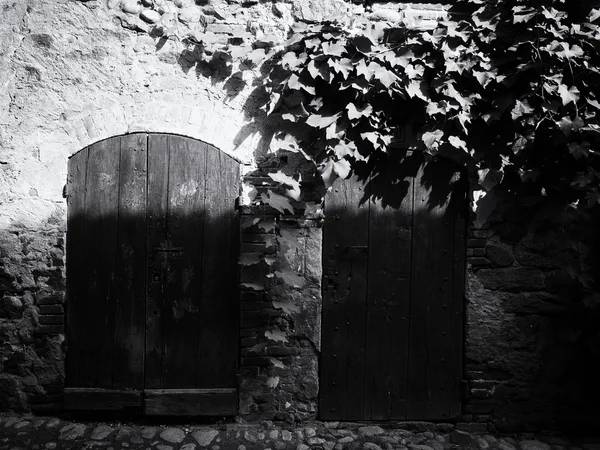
64 133 239 415
320 157 467 420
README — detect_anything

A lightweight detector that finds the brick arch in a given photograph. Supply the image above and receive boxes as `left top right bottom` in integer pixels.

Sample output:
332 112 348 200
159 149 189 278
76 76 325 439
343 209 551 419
68 101 256 165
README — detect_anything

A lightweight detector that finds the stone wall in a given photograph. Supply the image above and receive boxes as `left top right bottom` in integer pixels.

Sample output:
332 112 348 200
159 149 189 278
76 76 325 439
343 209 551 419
0 0 597 432
462 200 599 432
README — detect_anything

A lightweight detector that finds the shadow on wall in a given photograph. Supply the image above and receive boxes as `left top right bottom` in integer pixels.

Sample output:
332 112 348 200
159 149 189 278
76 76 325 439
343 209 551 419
64 208 240 397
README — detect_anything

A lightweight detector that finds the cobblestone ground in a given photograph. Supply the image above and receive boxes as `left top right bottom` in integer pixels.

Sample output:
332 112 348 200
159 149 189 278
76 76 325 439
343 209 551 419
0 414 599 450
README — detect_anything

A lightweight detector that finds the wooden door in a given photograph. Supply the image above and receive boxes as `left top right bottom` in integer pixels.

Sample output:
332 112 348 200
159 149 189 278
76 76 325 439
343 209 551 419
65 134 239 415
320 159 466 421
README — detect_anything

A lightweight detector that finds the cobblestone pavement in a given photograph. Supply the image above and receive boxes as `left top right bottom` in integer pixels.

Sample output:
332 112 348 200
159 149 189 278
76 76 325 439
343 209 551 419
1 414 599 450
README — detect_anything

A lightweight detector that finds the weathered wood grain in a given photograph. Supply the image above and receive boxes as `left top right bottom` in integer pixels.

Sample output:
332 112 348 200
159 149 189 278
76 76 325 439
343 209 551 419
145 134 170 390
407 162 456 420
64 388 142 411
83 137 121 388
144 388 237 416
321 176 369 420
161 135 206 388
114 133 147 390
66 147 88 388
198 145 240 388
364 170 413 420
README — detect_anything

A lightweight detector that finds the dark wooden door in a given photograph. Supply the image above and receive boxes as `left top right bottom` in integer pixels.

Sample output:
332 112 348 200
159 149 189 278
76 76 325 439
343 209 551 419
320 160 466 421
65 133 239 415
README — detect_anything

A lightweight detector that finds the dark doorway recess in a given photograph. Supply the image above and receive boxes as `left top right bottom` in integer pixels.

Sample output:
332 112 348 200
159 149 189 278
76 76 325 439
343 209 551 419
320 158 467 421
65 133 240 416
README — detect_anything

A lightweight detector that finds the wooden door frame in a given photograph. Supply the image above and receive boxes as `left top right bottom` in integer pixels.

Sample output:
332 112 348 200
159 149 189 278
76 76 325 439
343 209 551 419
319 162 468 421
64 133 241 415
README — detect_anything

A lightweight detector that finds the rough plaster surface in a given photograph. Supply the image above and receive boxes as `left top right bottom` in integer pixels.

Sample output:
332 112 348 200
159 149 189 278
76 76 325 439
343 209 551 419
0 0 593 431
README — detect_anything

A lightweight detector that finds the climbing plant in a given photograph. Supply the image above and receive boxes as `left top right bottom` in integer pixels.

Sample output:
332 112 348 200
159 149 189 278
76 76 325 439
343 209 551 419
228 0 600 304
156 0 600 374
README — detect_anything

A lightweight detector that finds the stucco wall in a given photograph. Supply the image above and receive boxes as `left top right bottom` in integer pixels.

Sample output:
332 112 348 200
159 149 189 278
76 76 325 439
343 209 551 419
0 0 595 431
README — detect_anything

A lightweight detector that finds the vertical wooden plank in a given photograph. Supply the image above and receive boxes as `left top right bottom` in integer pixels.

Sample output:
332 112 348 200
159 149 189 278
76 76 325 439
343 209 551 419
83 138 121 388
450 175 466 418
113 134 147 390
363 171 413 420
320 177 369 420
407 161 456 420
146 134 170 389
66 147 88 387
160 135 206 388
199 145 239 388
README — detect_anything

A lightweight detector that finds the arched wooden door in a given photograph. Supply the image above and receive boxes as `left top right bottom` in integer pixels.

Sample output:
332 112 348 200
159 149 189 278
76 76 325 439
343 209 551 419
320 159 467 421
65 133 239 415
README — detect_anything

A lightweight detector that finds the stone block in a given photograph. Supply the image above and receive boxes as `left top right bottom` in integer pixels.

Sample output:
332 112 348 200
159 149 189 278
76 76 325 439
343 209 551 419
35 325 64 335
468 238 487 248
38 305 63 315
38 315 64 325
476 267 545 291
486 245 514 267
0 296 24 320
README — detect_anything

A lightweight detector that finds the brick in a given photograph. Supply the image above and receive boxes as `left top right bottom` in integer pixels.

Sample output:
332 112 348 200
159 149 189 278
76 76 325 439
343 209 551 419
242 234 276 244
241 337 257 348
38 304 63 315
266 346 298 357
473 230 489 239
35 292 64 305
38 315 64 325
468 239 487 248
241 357 271 367
35 325 64 335
241 302 271 311
241 242 275 254
468 257 490 266
240 329 258 338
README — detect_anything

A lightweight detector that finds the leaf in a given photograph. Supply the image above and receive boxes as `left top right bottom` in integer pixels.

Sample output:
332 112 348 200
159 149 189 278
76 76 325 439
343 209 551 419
422 130 444 150
333 141 357 159
247 48 266 66
269 171 301 198
265 328 288 343
352 35 373 53
583 292 600 308
332 159 351 178
241 217 260 230
375 66 398 88
269 358 285 369
473 70 495 87
448 135 467 152
511 100 533 120
287 73 315 95
346 103 373 120
258 218 276 233
322 40 346 56
274 269 306 288
555 43 584 60
261 191 294 214
328 57 354 79
586 97 600 109
512 6 536 23
557 85 580 106
568 142 590 159
306 112 341 129
266 376 280 388
281 51 300 69
478 168 503 190
272 300 301 314
406 80 428 100
241 282 265 291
